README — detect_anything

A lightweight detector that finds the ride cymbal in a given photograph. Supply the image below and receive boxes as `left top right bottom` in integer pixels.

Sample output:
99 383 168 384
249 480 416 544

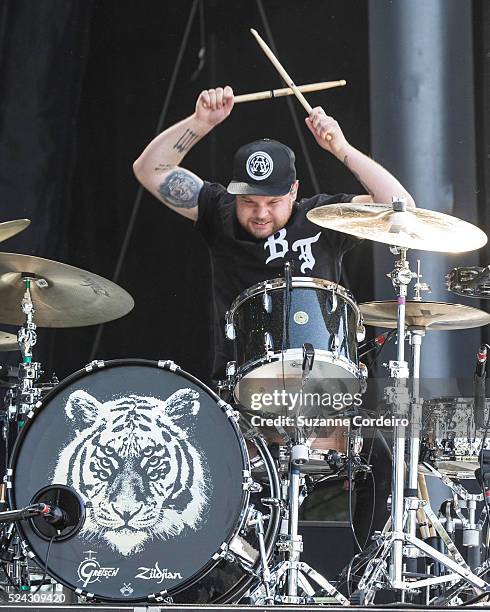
0 219 30 243
0 253 134 327
307 203 487 253
359 300 490 331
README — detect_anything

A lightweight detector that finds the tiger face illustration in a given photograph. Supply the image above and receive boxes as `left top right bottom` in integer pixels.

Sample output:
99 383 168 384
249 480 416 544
52 388 208 556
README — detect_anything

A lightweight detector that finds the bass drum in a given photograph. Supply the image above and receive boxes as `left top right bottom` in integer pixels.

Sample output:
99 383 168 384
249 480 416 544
8 359 280 603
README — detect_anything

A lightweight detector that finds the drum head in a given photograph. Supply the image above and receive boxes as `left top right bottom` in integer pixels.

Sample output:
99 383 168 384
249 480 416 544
9 360 248 602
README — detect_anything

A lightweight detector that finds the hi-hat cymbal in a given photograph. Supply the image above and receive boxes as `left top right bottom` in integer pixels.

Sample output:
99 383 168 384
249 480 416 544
0 253 134 327
307 203 487 253
0 220 30 243
0 331 19 352
360 300 490 331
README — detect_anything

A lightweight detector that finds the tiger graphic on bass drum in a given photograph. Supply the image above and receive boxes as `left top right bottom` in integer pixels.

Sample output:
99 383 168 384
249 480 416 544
51 388 209 556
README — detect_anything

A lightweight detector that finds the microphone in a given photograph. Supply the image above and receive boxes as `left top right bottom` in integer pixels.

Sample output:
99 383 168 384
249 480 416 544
30 485 85 541
41 504 71 529
359 331 391 357
474 345 488 429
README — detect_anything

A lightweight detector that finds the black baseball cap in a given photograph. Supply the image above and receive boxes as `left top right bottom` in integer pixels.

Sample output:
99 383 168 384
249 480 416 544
227 139 296 196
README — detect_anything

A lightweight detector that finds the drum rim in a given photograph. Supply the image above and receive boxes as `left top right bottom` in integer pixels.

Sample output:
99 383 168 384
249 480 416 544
7 358 252 603
227 276 359 319
234 348 361 386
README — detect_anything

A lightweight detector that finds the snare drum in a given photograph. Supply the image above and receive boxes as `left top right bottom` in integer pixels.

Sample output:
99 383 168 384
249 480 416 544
225 277 366 414
422 396 490 479
8 359 279 603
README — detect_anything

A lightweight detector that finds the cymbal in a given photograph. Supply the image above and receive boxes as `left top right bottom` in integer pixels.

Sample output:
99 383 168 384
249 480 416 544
307 203 487 253
0 253 134 327
360 300 490 331
0 219 30 243
0 331 18 352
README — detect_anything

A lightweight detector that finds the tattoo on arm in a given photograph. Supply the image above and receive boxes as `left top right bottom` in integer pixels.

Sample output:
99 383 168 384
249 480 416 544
154 163 175 172
157 170 202 209
173 129 199 154
343 154 375 199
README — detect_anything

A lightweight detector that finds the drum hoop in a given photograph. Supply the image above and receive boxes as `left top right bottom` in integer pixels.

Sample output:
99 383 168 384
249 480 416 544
7 358 253 602
228 276 359 319
234 349 361 384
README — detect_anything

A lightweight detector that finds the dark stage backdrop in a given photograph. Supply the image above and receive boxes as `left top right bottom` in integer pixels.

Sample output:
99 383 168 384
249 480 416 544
0 0 372 384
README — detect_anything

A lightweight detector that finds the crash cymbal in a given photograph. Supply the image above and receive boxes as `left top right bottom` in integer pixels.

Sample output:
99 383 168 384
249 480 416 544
0 253 134 327
360 300 490 331
307 203 487 253
0 219 30 243
0 331 18 352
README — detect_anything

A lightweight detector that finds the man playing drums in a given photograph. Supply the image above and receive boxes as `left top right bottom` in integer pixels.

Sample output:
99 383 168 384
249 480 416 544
133 86 414 546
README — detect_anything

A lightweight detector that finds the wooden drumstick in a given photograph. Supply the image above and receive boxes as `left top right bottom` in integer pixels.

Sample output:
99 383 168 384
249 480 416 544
250 28 333 141
234 80 346 103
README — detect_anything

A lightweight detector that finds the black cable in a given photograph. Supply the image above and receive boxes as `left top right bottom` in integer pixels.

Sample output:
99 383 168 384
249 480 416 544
32 536 55 594
1 562 17 591
255 0 321 195
88 0 200 361
347 453 363 553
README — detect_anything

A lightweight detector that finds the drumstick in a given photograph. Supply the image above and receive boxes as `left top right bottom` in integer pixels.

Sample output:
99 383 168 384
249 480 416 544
250 28 333 141
234 80 346 103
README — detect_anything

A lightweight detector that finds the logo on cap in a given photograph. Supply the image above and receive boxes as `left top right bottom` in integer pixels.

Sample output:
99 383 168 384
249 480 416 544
246 151 273 181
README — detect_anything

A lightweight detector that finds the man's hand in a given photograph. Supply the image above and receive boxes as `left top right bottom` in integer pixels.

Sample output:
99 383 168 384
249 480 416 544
305 107 349 159
195 86 234 128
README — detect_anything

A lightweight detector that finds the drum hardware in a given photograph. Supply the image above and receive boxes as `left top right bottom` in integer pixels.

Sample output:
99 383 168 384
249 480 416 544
248 428 352 605
301 343 314 379
263 291 272 314
350 227 490 603
447 265 490 299
326 289 337 314
413 259 432 301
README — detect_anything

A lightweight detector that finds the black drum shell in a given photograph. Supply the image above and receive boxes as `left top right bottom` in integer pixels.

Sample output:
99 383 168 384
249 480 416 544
230 279 360 373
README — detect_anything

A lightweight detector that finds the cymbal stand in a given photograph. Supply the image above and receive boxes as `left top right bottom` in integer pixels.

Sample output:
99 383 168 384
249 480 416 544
1 277 43 592
355 208 490 602
251 428 349 605
16 276 43 418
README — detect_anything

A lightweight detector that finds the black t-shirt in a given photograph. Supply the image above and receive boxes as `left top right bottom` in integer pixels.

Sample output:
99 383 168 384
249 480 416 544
195 181 359 380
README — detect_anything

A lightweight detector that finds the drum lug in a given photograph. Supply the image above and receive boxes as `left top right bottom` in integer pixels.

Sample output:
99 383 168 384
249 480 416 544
220 400 240 422
264 332 274 352
242 469 256 491
225 311 236 340
330 334 340 355
84 359 105 372
212 542 232 561
359 362 368 380
326 289 338 314
157 360 179 371
357 323 366 343
262 291 272 313
226 360 236 377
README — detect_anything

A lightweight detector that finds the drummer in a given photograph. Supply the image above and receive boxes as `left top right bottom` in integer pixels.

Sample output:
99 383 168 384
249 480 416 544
133 85 415 384
134 86 414 547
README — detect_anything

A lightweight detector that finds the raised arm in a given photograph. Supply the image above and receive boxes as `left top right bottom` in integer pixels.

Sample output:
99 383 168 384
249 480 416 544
133 86 235 221
305 107 416 208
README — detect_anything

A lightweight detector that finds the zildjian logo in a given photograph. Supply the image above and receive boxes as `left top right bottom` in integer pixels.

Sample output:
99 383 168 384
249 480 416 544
135 561 182 584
